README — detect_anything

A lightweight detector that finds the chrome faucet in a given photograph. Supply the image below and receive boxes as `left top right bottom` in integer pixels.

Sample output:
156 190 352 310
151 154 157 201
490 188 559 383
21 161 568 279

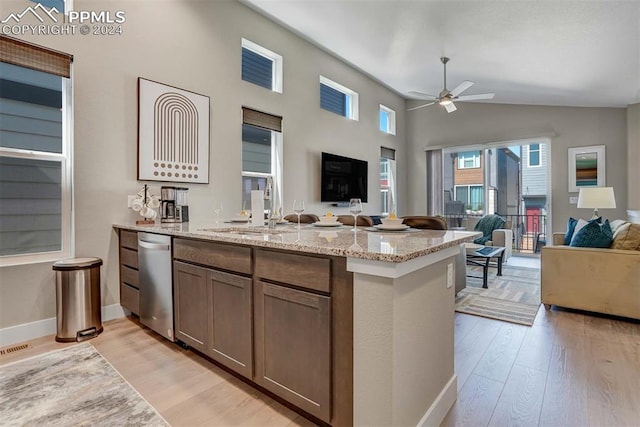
264 176 278 229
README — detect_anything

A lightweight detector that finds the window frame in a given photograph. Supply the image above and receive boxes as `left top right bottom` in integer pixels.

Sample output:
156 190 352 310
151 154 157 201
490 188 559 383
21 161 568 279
457 151 481 169
379 104 396 135
319 75 359 121
241 126 283 211
528 143 541 167
380 148 396 216
454 184 484 211
0 72 73 266
241 38 283 93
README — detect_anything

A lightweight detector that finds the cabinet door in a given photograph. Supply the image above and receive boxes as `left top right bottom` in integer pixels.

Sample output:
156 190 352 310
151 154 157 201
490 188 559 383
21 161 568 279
254 280 331 423
173 261 208 352
207 270 253 379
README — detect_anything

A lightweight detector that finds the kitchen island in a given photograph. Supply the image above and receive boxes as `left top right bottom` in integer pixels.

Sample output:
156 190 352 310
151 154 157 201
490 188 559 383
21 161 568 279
114 221 479 426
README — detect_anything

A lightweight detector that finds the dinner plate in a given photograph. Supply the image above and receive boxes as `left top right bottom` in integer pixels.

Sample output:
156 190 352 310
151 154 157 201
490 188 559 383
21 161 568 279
230 217 250 222
374 224 410 231
313 222 342 227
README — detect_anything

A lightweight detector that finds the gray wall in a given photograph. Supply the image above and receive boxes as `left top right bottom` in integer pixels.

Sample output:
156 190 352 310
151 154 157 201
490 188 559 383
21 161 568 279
0 0 406 330
406 102 629 232
629 103 640 210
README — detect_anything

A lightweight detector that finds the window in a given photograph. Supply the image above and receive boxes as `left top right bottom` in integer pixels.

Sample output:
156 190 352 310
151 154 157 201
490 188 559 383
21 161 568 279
241 107 283 212
455 185 483 211
0 36 73 266
241 38 283 93
380 147 396 216
379 105 396 135
319 76 359 120
528 143 541 167
457 151 481 169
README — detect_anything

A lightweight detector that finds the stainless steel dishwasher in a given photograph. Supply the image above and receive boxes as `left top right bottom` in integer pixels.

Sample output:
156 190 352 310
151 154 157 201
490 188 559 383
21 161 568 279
138 232 174 341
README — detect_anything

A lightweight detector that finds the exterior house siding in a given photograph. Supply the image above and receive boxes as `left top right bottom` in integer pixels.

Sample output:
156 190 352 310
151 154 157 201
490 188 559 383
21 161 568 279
522 144 547 196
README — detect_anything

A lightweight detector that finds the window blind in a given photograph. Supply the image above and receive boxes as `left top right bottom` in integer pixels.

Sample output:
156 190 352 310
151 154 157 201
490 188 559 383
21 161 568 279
242 47 273 90
0 35 72 78
242 107 282 132
320 83 347 116
381 146 396 160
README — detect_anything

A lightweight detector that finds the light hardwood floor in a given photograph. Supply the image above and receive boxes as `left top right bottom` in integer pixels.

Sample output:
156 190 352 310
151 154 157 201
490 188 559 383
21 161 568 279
0 317 315 427
444 305 640 427
2 307 639 426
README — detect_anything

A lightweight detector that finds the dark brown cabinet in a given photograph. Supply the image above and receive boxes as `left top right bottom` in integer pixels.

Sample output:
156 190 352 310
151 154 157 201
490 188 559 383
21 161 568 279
117 230 353 426
173 238 253 379
254 280 332 422
119 230 139 315
173 261 208 353
207 269 253 378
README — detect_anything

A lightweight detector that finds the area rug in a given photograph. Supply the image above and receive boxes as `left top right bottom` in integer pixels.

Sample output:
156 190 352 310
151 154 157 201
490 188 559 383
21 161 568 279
455 264 541 326
0 343 168 426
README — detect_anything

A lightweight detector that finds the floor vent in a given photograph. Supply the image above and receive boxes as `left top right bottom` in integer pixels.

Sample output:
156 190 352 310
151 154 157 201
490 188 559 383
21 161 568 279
0 343 30 356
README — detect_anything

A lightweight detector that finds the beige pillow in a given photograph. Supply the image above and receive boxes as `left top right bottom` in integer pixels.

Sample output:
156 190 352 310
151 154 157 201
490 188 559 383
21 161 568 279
610 223 640 251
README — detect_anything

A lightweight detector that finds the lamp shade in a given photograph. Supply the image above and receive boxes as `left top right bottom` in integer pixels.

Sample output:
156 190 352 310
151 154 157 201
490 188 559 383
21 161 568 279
577 187 616 209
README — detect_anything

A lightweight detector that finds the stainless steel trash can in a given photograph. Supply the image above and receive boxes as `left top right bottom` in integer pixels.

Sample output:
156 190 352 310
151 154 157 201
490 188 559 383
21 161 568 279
53 257 103 342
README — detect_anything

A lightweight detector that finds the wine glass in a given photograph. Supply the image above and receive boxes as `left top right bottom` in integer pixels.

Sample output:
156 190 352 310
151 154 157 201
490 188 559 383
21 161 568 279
349 198 363 232
348 230 363 252
292 200 305 229
214 202 223 224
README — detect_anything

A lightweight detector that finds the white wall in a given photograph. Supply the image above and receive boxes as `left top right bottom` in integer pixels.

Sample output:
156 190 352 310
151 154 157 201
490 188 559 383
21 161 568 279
0 0 406 330
405 102 629 232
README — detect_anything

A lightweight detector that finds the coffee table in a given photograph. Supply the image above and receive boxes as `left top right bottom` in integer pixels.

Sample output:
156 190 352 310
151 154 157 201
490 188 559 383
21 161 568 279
465 244 505 288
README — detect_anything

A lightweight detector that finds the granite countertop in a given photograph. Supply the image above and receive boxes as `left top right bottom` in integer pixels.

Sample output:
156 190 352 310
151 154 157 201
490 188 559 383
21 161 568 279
113 221 481 263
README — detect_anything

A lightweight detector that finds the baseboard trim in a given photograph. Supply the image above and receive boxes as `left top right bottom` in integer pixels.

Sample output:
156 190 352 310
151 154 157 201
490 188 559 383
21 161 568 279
0 304 126 347
417 374 457 427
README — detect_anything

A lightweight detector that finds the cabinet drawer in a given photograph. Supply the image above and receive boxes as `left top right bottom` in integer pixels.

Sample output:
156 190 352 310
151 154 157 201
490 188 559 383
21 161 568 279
120 265 139 288
120 247 138 269
255 249 330 293
174 238 251 275
120 230 138 250
120 283 139 315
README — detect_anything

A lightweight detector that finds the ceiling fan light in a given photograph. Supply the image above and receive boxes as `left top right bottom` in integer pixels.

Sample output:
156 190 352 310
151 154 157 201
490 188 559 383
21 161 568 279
439 98 453 106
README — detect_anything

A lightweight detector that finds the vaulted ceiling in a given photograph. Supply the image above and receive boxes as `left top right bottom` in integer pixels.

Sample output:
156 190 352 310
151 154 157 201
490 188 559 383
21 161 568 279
242 0 640 108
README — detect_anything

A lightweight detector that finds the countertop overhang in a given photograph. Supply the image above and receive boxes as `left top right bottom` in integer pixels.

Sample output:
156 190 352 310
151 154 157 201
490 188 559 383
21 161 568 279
114 222 480 264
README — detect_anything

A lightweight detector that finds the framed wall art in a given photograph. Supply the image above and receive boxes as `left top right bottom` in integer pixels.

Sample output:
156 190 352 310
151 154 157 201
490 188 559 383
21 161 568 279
567 145 605 193
138 78 210 183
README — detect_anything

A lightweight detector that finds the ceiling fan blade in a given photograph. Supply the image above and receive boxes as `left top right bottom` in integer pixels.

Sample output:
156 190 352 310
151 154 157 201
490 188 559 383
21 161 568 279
450 80 474 97
407 101 436 111
444 102 457 113
407 91 438 100
456 93 495 101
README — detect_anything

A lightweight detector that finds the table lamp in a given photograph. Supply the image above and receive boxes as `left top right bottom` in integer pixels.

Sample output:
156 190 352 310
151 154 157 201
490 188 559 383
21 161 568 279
577 187 616 220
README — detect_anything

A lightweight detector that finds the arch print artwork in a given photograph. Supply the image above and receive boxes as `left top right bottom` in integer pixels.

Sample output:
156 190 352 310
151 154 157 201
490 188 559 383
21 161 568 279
138 78 210 183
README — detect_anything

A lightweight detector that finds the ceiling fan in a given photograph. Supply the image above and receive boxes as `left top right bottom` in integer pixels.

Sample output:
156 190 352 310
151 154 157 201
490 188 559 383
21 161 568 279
408 57 495 113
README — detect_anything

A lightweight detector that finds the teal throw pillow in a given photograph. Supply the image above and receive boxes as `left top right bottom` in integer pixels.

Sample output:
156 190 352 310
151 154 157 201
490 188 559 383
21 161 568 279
569 219 613 248
564 217 578 245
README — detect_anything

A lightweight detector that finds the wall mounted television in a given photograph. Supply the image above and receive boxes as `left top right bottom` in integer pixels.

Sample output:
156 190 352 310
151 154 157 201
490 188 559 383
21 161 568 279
321 152 368 203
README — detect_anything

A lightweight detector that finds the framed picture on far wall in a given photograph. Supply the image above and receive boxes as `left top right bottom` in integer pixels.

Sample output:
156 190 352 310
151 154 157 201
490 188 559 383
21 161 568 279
568 145 605 193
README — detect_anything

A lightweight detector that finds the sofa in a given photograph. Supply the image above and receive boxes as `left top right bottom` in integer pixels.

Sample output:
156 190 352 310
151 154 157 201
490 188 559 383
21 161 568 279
541 232 640 320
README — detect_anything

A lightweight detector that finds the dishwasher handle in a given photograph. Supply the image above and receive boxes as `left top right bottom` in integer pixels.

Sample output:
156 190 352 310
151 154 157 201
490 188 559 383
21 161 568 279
138 241 171 250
